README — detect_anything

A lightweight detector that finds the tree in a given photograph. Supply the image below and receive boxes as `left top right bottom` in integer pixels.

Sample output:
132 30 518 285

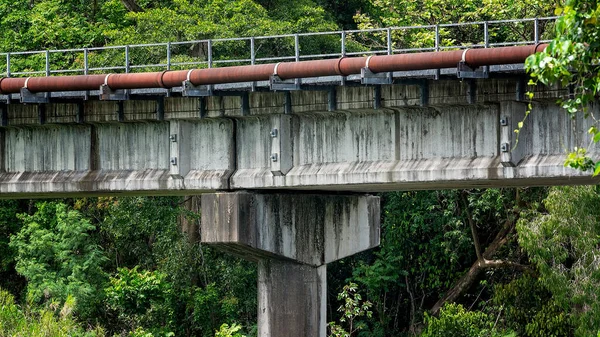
353 0 554 51
525 0 600 174
517 185 600 336
9 202 108 321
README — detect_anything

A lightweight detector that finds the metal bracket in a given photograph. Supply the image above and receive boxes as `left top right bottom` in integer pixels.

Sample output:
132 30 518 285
76 102 84 124
38 104 46 124
373 85 382 109
327 87 336 112
116 101 125 122
270 75 301 91
467 79 477 104
516 77 527 102
156 96 165 121
100 84 129 101
361 68 392 85
457 61 489 79
182 80 213 97
240 92 250 116
199 97 208 118
284 91 292 114
20 88 49 104
0 104 7 127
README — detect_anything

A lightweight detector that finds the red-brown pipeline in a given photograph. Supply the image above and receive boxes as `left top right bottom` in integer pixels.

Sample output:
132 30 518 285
0 44 547 94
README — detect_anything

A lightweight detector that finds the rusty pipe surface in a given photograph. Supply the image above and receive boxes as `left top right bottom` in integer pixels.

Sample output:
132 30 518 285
0 44 546 94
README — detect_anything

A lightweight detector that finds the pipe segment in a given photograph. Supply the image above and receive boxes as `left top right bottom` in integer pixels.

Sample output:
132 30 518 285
0 44 547 94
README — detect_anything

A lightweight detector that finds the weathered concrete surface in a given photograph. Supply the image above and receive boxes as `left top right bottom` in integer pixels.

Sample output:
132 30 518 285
0 79 597 197
201 191 380 265
201 191 378 337
258 261 326 337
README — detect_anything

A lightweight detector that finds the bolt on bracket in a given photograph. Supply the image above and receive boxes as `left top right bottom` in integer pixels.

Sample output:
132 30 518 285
182 80 213 97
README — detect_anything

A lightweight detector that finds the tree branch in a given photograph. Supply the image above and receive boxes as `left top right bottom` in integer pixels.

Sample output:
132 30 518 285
430 198 532 315
120 0 143 12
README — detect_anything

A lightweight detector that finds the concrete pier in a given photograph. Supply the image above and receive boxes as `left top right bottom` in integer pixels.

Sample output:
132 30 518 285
201 191 380 337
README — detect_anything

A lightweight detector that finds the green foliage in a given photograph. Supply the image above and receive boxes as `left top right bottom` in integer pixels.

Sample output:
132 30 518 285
525 0 600 174
214 323 247 337
0 200 24 295
517 186 600 336
105 266 174 335
422 303 512 337
9 202 108 320
491 275 572 336
354 0 553 51
0 287 105 336
328 282 373 337
352 190 476 333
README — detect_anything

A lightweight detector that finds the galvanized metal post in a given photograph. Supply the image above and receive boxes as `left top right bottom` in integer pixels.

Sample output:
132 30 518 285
125 45 130 73
435 25 440 51
534 18 539 44
6 53 10 78
250 37 256 65
434 25 440 80
45 50 50 76
166 42 171 70
386 28 392 55
294 34 300 62
207 40 213 68
341 31 346 57
484 21 489 48
83 48 88 75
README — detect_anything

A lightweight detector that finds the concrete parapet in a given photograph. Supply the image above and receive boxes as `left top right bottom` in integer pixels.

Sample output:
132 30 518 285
201 191 380 337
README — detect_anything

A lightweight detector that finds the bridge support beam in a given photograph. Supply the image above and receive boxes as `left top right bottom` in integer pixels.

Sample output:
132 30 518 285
201 191 380 337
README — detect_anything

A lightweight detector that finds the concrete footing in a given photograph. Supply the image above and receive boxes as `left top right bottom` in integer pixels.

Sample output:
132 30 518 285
201 191 380 337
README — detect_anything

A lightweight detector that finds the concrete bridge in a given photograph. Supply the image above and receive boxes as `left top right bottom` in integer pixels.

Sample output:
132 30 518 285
1 19 597 336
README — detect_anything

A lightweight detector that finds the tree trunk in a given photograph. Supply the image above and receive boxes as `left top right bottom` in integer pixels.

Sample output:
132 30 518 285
119 0 143 12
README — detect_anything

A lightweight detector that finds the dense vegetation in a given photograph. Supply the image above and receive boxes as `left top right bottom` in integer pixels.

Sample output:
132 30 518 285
1 0 600 336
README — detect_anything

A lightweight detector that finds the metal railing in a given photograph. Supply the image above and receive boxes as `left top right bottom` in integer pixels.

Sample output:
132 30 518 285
0 16 558 78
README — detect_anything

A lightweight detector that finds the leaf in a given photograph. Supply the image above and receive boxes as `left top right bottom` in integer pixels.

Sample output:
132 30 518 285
594 162 600 177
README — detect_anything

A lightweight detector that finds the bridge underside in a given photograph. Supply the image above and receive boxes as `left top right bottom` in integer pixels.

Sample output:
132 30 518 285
0 76 597 198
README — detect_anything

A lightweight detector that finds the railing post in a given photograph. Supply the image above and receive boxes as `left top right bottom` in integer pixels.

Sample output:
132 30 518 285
484 21 489 48
167 42 171 70
250 37 256 65
6 53 10 78
125 45 130 73
294 34 300 61
45 50 50 76
83 48 89 75
534 18 540 44
435 25 440 51
208 40 213 68
341 31 346 57
386 28 392 55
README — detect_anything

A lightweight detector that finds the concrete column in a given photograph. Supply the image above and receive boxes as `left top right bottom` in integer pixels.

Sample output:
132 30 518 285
201 191 380 337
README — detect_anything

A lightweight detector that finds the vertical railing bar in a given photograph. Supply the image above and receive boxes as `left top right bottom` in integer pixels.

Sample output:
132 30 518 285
6 53 10 78
534 17 540 44
484 21 489 48
250 37 256 65
45 50 50 76
387 28 392 55
341 31 346 57
167 42 171 70
435 25 440 51
294 34 300 61
125 45 130 73
83 48 89 75
208 40 213 68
